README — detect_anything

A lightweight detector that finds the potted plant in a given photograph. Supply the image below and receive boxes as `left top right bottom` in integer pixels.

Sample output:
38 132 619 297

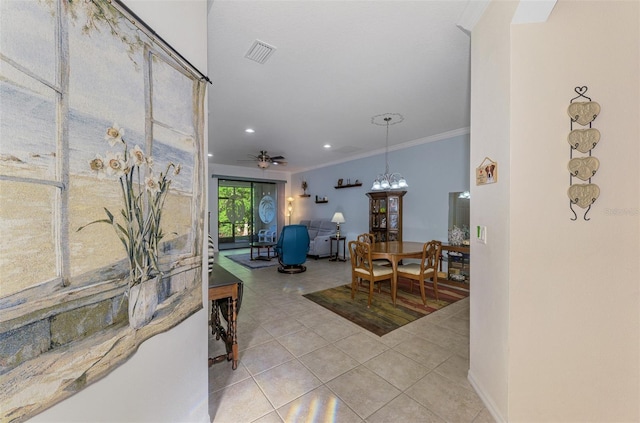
79 124 180 328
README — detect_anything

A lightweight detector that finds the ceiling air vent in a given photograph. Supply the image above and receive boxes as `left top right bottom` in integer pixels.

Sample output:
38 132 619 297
245 40 276 64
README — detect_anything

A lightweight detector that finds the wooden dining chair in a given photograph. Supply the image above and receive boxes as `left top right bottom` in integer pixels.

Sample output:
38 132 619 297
356 233 374 243
349 240 394 307
396 240 443 304
356 233 390 266
351 235 383 289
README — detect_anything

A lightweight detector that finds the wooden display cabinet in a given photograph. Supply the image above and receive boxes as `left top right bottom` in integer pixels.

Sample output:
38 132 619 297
366 191 406 242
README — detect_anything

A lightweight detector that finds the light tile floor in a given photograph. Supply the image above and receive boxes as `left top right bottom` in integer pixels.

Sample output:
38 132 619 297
209 251 494 423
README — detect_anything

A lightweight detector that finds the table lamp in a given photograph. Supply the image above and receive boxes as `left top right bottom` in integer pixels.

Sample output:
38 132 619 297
331 212 346 238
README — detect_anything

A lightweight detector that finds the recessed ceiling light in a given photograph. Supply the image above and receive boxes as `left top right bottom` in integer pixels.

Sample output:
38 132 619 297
245 128 255 133
323 144 331 149
207 153 213 157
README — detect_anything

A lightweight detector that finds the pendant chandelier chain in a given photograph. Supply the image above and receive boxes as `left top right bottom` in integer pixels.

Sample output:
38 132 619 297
370 113 408 191
384 117 390 175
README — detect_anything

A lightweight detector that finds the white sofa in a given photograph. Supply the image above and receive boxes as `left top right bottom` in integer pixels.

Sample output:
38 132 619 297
299 220 336 258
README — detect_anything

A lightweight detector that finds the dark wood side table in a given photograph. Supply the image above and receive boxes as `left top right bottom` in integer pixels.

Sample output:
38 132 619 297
329 236 347 261
208 263 243 370
249 241 276 260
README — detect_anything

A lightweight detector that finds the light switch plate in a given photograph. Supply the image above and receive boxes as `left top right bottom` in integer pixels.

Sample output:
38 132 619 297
477 225 487 244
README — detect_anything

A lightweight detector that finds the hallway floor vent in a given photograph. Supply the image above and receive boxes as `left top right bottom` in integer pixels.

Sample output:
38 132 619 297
245 40 276 64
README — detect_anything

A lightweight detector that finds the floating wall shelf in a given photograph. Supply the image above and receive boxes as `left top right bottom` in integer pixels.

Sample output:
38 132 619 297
334 183 363 189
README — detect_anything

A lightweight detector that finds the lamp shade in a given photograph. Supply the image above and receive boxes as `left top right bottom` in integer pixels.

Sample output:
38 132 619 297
331 212 346 224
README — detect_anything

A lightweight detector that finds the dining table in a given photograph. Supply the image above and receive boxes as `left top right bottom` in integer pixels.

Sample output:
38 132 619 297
369 241 425 305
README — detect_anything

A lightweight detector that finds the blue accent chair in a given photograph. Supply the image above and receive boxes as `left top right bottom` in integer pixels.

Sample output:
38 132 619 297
274 225 310 274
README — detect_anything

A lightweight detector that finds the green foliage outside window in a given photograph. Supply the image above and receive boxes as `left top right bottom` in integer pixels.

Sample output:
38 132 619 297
218 186 252 238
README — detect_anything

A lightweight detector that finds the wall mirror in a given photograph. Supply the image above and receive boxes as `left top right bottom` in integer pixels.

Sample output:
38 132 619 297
448 191 470 232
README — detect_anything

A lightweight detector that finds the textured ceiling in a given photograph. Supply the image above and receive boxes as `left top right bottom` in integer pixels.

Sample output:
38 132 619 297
207 1 471 173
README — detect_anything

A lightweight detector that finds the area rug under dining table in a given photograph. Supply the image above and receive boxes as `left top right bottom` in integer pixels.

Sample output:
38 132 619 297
303 279 469 336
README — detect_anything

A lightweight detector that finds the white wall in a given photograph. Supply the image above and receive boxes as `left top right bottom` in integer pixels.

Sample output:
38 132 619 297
207 135 468 246
290 133 470 243
470 1 640 421
32 1 211 422
467 1 516 420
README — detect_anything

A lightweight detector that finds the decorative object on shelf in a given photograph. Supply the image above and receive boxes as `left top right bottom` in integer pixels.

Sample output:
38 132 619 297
298 179 310 197
287 196 294 224
334 180 363 189
567 86 600 221
337 178 343 186
315 195 328 203
331 212 346 238
448 225 465 246
79 124 180 328
389 197 398 213
476 157 498 185
370 113 408 190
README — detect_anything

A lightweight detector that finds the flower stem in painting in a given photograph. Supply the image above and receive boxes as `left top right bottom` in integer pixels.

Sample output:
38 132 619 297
78 124 179 289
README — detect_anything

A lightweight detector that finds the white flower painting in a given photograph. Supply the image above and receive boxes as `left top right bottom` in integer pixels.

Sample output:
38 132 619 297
0 1 205 420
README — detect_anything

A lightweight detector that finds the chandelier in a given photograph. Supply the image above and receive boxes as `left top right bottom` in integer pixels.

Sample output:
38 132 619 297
371 113 408 191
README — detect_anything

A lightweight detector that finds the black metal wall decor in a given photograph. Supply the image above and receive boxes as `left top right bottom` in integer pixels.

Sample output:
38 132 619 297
567 86 601 220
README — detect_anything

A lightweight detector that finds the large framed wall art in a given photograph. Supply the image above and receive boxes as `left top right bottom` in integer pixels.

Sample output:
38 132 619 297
0 0 207 420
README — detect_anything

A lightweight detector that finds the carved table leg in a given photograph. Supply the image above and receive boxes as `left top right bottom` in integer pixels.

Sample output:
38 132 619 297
229 297 238 370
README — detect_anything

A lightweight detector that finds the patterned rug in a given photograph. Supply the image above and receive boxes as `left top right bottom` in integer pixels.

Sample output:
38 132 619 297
303 279 469 336
225 253 279 269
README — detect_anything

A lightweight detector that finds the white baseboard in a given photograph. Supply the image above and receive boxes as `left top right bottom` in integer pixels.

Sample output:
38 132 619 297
467 369 506 423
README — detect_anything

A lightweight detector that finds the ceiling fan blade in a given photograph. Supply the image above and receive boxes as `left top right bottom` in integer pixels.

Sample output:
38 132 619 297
270 155 285 161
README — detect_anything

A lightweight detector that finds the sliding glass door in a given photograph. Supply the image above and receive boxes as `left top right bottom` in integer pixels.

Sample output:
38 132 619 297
218 179 277 249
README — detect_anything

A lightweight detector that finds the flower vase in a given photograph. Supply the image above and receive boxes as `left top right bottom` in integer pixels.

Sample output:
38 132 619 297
128 277 159 329
448 226 465 246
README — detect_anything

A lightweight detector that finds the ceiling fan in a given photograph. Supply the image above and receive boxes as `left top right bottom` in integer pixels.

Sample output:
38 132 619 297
239 150 287 169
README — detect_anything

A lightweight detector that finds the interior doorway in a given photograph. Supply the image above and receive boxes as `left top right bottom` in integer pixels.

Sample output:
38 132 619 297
217 179 278 250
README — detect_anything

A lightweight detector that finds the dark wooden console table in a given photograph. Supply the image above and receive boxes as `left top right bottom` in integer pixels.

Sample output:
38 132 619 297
440 244 470 288
208 263 242 370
